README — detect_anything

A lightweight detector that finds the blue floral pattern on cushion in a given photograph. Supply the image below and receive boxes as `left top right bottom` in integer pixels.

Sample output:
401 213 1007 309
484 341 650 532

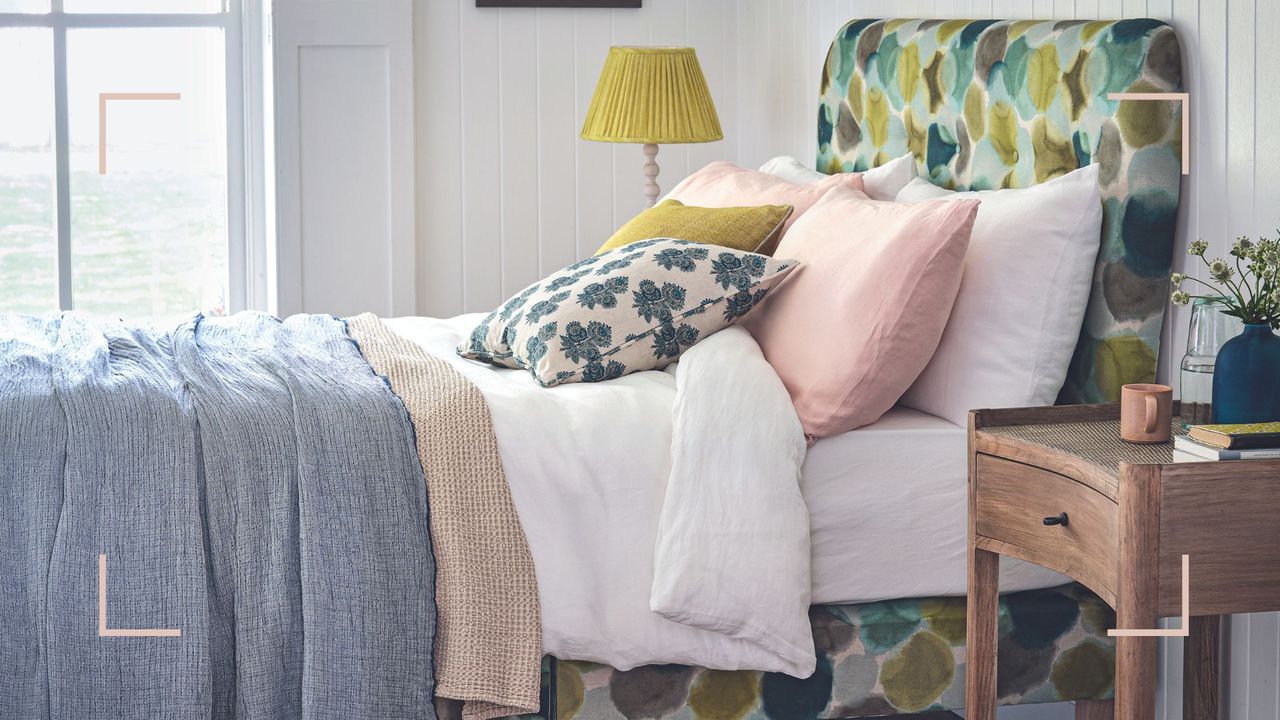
499 284 540 321
711 252 768 291
546 272 589 292
723 288 770 322
595 251 645 276
633 280 687 323
653 246 709 272
525 322 557 364
581 360 626 383
525 291 571 325
577 277 630 310
458 239 798 387
559 321 613 363
468 311 497 356
651 323 700 359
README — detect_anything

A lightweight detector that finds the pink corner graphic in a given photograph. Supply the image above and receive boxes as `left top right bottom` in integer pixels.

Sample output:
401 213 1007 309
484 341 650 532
1106 92 1190 175
97 92 182 175
97 554 182 638
1108 553 1190 638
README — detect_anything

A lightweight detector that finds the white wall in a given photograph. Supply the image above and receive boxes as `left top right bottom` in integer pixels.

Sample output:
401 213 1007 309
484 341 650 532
414 0 741 316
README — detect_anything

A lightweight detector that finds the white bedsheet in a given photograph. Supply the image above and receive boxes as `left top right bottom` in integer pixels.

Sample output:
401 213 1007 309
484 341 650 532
386 315 814 676
803 406 1069 605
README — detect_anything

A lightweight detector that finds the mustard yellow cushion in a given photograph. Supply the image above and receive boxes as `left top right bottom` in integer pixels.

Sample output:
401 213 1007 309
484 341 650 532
594 200 793 256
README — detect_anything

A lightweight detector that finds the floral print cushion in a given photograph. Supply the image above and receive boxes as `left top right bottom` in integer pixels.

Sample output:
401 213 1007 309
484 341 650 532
458 239 797 387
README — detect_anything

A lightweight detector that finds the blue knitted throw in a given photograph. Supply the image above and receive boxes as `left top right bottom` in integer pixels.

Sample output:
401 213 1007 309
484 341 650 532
0 312 436 720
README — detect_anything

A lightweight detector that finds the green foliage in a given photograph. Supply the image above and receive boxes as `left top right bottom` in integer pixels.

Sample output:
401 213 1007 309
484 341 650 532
1171 234 1280 328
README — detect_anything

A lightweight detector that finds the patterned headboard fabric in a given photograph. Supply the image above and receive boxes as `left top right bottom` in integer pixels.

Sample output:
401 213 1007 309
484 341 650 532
818 19 1183 403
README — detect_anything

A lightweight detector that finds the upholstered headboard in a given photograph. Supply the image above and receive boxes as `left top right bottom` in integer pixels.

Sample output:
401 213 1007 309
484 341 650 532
818 19 1183 403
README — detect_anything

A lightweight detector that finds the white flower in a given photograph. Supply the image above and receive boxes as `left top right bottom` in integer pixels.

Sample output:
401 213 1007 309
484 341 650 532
1209 258 1234 283
1171 290 1192 306
1170 272 1186 286
1189 239 1209 256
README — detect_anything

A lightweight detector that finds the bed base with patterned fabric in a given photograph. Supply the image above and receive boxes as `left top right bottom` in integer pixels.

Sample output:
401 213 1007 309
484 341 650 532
510 584 1114 720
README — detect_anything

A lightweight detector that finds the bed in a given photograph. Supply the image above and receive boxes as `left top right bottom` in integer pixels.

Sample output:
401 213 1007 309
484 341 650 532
496 16 1185 720
0 15 1184 720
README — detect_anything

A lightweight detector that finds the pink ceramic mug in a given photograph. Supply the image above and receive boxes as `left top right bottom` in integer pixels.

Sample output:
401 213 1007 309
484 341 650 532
1120 383 1173 444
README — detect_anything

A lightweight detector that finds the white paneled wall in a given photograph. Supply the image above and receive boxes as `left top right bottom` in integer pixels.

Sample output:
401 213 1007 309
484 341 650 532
413 2 1278 716
415 0 739 316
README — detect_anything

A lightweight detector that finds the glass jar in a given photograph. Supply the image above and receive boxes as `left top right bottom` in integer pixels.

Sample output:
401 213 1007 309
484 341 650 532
1180 296 1243 427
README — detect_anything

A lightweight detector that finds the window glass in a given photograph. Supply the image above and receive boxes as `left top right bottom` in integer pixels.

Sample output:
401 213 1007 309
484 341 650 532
64 0 222 13
0 0 50 12
0 28 57 314
67 27 228 317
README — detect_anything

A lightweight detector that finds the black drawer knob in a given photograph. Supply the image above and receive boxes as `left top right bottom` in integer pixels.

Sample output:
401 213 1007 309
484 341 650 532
1042 512 1069 527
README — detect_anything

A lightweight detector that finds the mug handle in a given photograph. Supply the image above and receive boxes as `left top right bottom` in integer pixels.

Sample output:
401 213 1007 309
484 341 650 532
1145 395 1159 434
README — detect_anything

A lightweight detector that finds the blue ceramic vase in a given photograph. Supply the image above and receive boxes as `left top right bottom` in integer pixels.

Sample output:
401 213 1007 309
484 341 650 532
1211 323 1280 423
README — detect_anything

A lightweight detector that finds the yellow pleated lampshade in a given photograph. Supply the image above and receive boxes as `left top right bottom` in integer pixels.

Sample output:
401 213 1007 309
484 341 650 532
581 47 723 144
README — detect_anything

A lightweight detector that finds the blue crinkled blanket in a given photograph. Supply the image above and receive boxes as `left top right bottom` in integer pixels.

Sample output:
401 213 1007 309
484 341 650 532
0 312 436 720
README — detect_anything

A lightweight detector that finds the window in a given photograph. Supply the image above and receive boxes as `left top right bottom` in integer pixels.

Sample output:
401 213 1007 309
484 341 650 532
0 0 266 317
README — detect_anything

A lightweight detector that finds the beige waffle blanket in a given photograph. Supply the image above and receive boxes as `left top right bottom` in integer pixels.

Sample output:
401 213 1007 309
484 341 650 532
346 314 542 720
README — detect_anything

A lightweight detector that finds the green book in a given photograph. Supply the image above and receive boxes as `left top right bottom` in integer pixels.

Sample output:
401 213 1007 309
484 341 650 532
1188 421 1280 450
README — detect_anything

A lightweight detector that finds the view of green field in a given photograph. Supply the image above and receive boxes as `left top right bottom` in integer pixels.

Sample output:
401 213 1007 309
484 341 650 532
0 150 227 318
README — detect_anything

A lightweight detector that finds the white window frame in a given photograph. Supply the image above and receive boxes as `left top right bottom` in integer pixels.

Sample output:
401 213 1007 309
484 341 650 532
0 0 271 313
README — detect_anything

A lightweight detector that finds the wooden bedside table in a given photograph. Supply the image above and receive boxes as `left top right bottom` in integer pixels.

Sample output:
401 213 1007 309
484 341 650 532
964 404 1280 720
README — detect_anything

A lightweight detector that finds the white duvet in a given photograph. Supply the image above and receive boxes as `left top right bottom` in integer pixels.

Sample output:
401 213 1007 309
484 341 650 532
385 315 815 677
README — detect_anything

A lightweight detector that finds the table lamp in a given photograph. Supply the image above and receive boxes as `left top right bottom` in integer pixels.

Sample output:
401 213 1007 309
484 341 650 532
581 46 723 208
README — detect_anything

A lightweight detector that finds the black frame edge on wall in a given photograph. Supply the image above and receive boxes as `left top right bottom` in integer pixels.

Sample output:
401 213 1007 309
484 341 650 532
476 0 641 7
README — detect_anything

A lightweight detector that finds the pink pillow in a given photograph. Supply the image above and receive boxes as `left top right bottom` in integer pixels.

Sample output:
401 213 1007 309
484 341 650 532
666 161 865 252
745 186 980 437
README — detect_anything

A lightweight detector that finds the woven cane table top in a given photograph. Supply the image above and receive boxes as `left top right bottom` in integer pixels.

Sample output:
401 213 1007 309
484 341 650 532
982 417 1186 476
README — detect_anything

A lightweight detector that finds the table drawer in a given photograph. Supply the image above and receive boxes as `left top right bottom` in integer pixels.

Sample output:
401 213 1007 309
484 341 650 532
974 454 1119 599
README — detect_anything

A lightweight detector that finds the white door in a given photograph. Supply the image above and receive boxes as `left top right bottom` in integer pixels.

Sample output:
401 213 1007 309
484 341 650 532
272 0 415 317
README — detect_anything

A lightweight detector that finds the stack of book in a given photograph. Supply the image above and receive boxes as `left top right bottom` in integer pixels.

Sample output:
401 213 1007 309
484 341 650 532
1174 422 1280 461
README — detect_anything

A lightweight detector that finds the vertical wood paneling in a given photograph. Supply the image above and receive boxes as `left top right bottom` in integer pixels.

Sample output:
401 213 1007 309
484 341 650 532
535 10 578 278
573 10 614 261
459 4 501 310
686 0 731 175
416 0 463 315
1226 0 1255 243
499 9 541 296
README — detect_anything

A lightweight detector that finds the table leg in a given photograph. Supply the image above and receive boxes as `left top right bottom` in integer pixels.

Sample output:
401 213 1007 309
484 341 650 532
1183 615 1221 720
1113 620 1157 719
1116 465 1159 720
1075 699 1115 720
965 546 1000 720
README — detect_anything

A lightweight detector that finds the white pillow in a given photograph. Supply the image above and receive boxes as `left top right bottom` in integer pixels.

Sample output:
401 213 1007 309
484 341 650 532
896 164 1103 426
758 153 917 201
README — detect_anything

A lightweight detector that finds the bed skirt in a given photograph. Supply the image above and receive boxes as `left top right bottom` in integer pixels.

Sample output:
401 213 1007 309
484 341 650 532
504 583 1114 720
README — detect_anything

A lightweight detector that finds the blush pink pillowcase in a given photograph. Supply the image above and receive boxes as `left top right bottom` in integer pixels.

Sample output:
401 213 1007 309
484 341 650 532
745 185 980 437
666 161 865 245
